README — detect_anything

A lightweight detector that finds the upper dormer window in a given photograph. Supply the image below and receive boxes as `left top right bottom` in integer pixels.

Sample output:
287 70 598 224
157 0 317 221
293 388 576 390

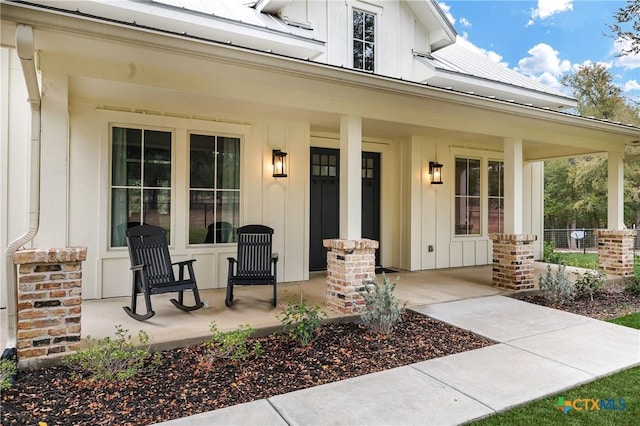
353 9 375 72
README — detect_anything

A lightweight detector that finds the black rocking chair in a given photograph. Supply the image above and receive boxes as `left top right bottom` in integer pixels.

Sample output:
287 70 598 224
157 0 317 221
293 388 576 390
124 225 204 321
226 225 278 308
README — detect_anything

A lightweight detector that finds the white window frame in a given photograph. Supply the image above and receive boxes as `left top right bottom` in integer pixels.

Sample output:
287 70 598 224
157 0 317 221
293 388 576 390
187 131 242 246
350 3 379 72
108 123 176 249
450 149 505 239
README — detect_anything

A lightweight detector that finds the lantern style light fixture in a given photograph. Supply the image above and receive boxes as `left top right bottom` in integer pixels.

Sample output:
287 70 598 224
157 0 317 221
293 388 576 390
429 161 443 185
272 149 288 178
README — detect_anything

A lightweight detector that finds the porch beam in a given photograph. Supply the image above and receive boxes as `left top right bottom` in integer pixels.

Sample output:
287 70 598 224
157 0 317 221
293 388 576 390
339 115 362 240
503 137 523 234
607 150 625 230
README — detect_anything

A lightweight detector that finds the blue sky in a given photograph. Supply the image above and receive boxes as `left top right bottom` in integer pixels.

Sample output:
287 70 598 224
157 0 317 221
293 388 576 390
438 0 640 103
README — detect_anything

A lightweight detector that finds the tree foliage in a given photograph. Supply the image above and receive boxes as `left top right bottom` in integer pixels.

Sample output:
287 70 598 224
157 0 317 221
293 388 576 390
545 64 640 229
609 0 640 56
560 63 635 121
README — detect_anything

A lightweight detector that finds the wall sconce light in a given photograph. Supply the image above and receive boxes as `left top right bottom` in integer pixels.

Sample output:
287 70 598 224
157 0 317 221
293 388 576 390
429 161 443 185
272 149 288 178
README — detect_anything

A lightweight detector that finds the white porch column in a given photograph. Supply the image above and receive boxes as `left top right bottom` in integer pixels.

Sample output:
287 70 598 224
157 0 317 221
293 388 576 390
339 114 362 240
36 72 69 247
503 138 523 234
607 150 624 230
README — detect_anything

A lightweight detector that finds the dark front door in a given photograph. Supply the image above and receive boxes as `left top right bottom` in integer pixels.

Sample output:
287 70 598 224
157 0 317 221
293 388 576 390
309 148 382 270
309 148 340 271
361 152 381 267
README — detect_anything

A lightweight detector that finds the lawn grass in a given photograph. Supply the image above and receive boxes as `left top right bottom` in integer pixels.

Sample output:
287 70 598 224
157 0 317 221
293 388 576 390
470 312 640 426
607 313 640 329
470 367 639 426
553 252 599 269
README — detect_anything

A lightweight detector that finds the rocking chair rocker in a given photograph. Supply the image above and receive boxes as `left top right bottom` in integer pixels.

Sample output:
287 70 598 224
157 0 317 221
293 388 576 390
124 225 204 321
226 225 278 308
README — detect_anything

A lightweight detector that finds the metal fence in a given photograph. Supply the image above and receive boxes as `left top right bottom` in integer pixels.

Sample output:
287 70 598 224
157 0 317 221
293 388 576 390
543 228 640 252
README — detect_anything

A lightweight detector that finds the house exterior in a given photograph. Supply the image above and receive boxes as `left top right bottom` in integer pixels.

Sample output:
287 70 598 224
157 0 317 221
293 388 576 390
1 0 638 359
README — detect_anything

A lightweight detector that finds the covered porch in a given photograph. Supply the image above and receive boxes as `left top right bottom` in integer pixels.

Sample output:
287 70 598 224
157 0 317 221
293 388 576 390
2 262 581 359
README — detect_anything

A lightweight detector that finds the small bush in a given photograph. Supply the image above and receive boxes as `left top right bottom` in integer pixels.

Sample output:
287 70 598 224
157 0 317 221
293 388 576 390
574 269 606 301
206 322 262 362
538 264 576 305
63 325 159 382
626 275 640 295
359 273 407 335
0 358 17 391
542 241 563 264
278 300 327 346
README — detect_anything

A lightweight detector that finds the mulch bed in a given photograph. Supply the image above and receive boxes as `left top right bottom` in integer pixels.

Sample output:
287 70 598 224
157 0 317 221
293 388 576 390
2 311 493 426
513 281 640 320
3 283 639 426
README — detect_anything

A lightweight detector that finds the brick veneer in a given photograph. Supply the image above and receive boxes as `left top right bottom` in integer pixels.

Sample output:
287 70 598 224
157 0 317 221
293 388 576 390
13 247 87 362
323 239 378 314
596 229 637 277
490 233 537 290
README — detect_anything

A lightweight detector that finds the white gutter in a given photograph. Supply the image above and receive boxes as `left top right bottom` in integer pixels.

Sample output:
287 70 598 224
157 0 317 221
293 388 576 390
4 24 41 353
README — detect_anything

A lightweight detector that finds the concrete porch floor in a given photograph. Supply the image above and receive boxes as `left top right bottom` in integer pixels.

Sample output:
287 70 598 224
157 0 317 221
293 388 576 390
2 262 583 354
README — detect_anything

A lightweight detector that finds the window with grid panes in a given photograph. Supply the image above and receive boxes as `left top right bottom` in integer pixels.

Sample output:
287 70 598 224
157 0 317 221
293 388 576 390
189 133 240 244
353 9 375 72
111 126 172 247
454 157 481 235
488 160 504 233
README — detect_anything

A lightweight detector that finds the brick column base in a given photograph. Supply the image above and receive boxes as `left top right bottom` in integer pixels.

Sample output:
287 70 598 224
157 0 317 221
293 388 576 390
597 230 637 277
323 239 378 314
13 247 87 362
490 233 536 290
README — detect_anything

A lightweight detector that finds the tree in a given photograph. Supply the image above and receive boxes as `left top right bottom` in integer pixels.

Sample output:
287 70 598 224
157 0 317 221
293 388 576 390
609 0 640 56
560 63 633 120
544 65 640 229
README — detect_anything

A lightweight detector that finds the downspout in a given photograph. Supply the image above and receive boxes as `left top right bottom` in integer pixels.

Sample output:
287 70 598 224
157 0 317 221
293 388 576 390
3 24 41 355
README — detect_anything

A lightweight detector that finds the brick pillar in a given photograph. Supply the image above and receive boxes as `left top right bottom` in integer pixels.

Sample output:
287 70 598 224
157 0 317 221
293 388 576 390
323 239 378 314
490 233 536 290
596 230 637 277
13 247 87 362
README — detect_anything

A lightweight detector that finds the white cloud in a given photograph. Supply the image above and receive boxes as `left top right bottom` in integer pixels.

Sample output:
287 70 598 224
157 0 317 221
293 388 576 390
570 59 613 72
623 80 640 92
613 38 640 70
438 2 455 26
527 0 573 26
515 43 572 77
459 17 471 28
457 34 507 66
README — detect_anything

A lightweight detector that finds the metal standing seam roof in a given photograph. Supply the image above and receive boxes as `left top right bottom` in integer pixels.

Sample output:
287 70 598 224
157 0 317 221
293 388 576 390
428 42 571 99
149 0 319 41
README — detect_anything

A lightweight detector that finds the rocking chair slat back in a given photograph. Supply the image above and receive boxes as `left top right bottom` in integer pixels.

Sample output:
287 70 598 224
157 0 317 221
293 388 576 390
129 233 175 285
237 231 273 277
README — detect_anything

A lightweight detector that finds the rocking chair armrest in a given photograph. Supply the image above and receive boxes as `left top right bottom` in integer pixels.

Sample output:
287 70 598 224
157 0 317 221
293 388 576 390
130 264 145 272
227 257 237 264
271 253 279 263
172 259 196 267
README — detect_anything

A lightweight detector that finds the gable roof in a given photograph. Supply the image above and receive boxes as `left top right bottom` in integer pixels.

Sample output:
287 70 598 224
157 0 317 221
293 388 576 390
415 43 577 110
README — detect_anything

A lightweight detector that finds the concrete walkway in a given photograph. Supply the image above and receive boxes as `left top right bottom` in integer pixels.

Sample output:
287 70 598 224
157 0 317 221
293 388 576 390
156 295 640 426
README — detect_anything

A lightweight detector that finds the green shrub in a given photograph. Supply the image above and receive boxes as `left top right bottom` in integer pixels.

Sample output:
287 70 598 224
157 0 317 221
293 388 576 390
63 325 159 382
278 300 327 346
573 269 606 301
0 358 17 391
626 275 640 295
538 264 575 305
206 322 262 362
359 273 407 335
542 241 562 264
